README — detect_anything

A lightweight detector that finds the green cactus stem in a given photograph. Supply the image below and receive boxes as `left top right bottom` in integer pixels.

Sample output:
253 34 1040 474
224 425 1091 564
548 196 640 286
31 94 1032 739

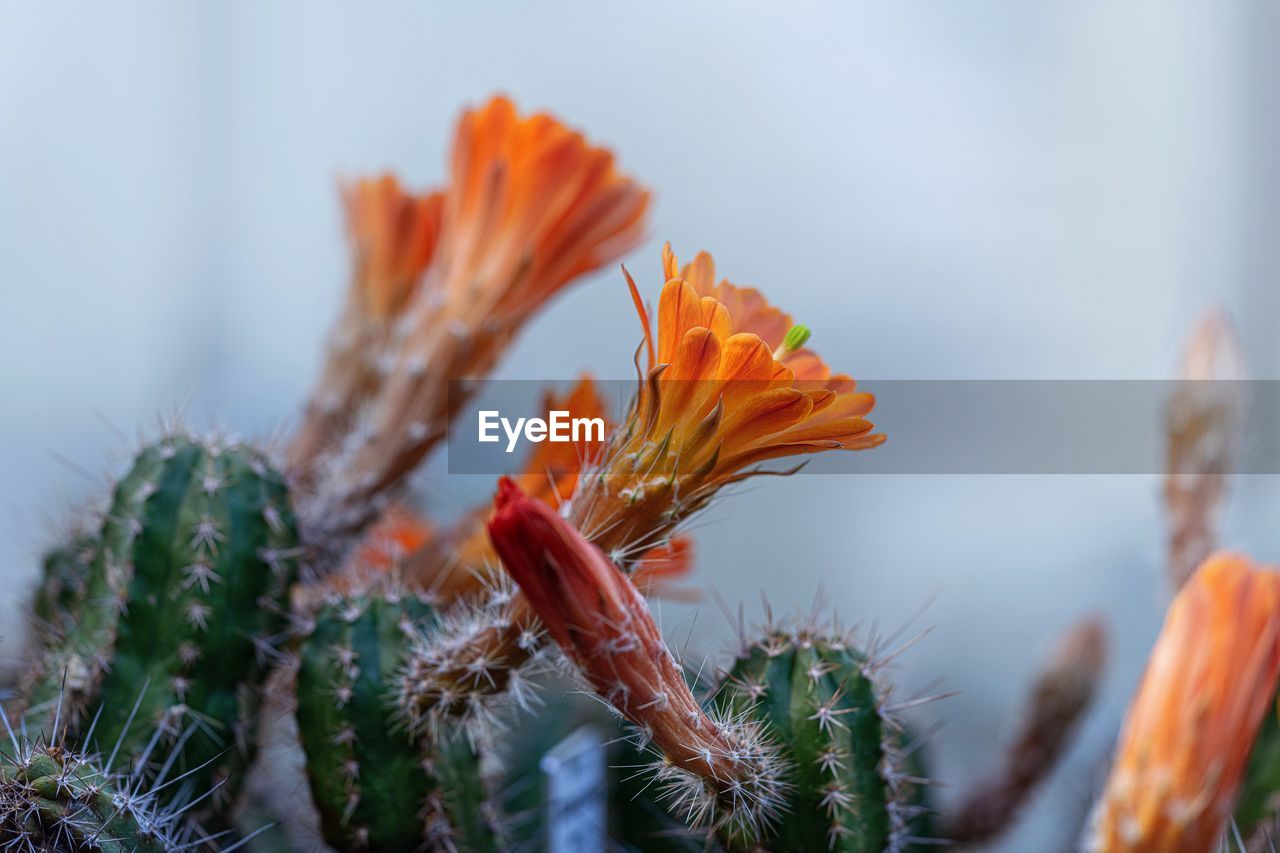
0 713 198 852
295 584 502 851
21 432 300 819
709 625 926 852
30 533 96 643
1238 694 1280 834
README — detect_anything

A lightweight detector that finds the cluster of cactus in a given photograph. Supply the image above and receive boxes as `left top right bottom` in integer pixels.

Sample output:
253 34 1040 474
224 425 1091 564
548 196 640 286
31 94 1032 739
19 432 299 834
13 90 1280 853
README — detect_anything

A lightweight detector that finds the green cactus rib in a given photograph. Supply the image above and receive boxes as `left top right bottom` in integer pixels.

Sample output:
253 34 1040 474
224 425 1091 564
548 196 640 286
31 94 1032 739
22 433 299 818
295 587 502 852
30 534 96 642
0 727 189 852
1237 694 1280 833
713 629 909 853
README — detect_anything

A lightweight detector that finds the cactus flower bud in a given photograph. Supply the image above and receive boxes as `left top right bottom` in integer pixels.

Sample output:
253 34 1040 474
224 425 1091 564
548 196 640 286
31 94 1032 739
487 478 788 837
1088 553 1280 852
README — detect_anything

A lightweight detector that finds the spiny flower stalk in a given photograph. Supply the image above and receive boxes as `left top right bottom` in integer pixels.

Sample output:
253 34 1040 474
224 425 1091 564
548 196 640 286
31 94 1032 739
567 243 883 562
942 617 1106 844
20 431 300 823
1088 553 1280 852
1164 308 1245 590
393 532 693 740
293 95 650 551
295 580 502 851
486 479 792 842
395 572 549 739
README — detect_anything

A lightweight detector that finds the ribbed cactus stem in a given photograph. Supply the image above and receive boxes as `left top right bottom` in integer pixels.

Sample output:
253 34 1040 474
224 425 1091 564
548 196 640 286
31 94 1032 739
712 625 922 852
295 583 502 851
21 432 300 820
0 715 195 851
1237 692 1280 835
29 534 96 643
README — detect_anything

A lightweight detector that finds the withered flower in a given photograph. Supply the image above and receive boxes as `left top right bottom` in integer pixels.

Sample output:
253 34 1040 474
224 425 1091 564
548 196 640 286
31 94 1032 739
293 95 650 548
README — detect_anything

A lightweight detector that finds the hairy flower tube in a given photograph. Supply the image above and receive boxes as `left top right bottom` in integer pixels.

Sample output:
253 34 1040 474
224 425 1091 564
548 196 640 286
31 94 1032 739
292 95 650 548
289 177 445 472
486 478 789 836
1088 553 1280 852
567 244 883 562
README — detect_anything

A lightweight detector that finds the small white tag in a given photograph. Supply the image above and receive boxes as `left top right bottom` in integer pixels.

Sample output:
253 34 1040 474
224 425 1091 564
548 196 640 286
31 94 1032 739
541 726 607 853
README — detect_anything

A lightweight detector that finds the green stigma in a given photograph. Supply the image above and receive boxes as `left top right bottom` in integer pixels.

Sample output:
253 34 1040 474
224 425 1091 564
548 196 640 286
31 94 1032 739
783 324 812 353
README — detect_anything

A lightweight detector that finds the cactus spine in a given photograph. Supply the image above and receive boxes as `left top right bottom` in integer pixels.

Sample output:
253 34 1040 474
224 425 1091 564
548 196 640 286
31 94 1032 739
0 721 193 851
295 584 502 851
710 626 918 852
22 433 299 818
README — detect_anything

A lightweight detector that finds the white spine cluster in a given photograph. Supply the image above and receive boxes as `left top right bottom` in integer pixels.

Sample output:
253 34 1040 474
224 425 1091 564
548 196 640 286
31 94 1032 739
649 705 793 842
395 576 547 742
0 702 209 851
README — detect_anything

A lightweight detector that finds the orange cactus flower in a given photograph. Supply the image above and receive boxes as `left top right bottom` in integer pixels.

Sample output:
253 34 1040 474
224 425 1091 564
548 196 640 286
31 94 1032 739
487 478 785 828
344 175 446 321
291 95 650 545
506 376 614 507
350 505 435 572
630 535 696 599
1088 553 1280 852
567 244 883 560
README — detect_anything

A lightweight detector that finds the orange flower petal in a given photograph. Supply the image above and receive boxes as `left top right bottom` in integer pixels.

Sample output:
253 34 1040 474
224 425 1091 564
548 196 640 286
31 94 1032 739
657 280 707 365
1089 553 1280 852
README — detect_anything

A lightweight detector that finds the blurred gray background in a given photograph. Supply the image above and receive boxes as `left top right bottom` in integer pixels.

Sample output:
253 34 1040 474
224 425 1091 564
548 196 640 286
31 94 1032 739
3 2 1279 848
